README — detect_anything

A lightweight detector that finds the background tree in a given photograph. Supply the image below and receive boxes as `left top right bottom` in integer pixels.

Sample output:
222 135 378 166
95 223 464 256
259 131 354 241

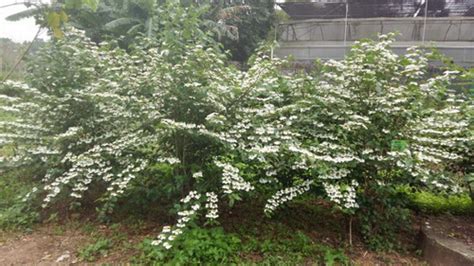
213 0 276 62
6 0 277 62
0 38 46 81
73 0 276 62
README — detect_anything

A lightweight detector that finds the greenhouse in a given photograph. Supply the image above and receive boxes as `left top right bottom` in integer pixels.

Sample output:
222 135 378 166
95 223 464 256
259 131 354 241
276 0 474 66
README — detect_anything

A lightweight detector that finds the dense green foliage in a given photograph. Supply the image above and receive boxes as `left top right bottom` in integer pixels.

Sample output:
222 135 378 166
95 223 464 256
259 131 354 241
78 238 112 262
407 189 473 214
8 0 276 62
71 0 275 62
214 0 276 61
137 225 348 264
0 169 39 230
139 227 241 264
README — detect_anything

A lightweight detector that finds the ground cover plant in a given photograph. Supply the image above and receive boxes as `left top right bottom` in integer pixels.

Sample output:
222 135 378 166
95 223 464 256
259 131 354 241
0 1 472 263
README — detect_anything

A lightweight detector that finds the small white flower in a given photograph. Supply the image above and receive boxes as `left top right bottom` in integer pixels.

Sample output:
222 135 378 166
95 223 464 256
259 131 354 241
163 242 172 250
192 171 203 179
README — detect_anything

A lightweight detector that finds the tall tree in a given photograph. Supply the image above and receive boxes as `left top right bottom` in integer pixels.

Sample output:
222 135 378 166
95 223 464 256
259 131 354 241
6 0 276 62
214 0 276 62
76 0 276 62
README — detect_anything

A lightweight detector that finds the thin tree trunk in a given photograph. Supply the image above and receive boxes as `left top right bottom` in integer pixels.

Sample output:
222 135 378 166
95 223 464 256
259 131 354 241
349 216 353 247
147 17 153 38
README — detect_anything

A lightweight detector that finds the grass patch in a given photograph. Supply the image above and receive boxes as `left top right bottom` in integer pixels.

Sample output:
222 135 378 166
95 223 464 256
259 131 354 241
240 229 348 265
134 198 349 265
76 222 131 262
137 227 242 264
135 225 348 265
78 238 112 262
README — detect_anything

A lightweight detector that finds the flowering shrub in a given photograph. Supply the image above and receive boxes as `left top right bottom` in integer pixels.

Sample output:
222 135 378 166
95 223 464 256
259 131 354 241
0 8 470 252
221 35 470 248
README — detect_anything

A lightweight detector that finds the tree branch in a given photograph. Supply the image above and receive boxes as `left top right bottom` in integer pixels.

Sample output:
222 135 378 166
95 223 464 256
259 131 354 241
2 27 43 82
0 2 40 9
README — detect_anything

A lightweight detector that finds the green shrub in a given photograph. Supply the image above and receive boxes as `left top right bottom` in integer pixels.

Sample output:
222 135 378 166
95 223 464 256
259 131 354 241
0 170 39 230
137 227 241 264
78 238 112 262
1 2 471 255
0 204 39 231
357 184 412 251
241 230 348 265
408 190 473 215
137 226 348 265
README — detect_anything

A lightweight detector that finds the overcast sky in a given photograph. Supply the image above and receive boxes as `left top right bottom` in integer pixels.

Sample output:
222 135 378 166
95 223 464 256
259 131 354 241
0 0 49 43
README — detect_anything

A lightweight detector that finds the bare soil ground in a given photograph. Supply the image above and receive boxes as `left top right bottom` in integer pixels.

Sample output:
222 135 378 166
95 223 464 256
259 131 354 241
0 222 152 265
0 225 87 265
0 200 441 265
0 222 425 265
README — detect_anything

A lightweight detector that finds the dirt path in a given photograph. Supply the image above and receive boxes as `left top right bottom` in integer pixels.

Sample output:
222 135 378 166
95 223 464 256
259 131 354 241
0 226 87 265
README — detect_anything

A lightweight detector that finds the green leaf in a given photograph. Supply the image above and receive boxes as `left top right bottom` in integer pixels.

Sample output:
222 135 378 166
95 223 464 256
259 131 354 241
65 0 83 9
65 0 100 11
5 8 42 22
59 10 69 23
464 174 474 184
83 0 100 12
47 11 64 38
126 24 143 35
390 140 408 152
104 18 140 31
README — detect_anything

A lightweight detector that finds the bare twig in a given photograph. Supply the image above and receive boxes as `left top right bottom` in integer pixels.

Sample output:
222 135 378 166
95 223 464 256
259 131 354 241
225 67 267 112
2 27 42 82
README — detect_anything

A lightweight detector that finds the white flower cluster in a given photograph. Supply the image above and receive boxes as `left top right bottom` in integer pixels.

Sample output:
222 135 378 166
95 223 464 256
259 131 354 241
431 180 449 190
22 187 38 202
192 171 203 179
214 160 254 194
41 132 154 207
323 180 359 209
264 180 313 215
319 169 351 180
57 127 81 138
151 226 180 250
205 192 219 220
152 191 201 249
157 157 181 165
180 190 201 204
107 159 148 198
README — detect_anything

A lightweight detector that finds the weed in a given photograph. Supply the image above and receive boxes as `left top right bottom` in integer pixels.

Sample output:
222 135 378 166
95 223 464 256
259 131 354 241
0 170 39 230
78 238 112 262
136 227 241 264
241 229 348 265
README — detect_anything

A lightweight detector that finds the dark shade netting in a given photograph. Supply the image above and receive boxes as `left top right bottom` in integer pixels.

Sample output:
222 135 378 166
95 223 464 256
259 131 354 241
278 0 474 19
